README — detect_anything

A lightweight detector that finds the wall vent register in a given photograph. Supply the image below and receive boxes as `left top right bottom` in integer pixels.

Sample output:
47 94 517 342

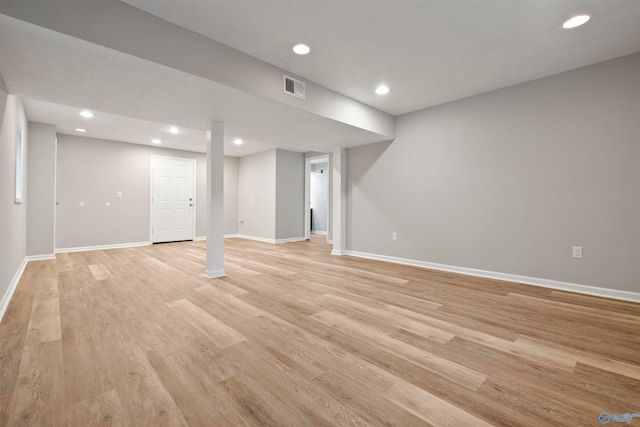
283 75 306 99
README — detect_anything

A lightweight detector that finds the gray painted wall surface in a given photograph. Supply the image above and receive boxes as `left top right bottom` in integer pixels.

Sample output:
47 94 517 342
0 90 28 307
56 134 237 249
223 156 239 236
27 122 56 256
238 150 276 240
275 149 304 240
310 162 328 233
347 53 640 292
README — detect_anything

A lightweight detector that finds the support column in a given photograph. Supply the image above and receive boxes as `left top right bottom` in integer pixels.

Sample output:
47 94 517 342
204 121 225 278
331 147 346 255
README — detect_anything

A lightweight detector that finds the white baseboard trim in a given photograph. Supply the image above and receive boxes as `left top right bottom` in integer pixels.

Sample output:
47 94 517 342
194 235 249 241
344 250 640 303
311 231 328 235
0 257 29 322
26 254 56 261
204 269 226 279
331 249 345 256
231 234 275 243
1 254 58 322
230 234 306 244
275 237 306 244
56 241 151 254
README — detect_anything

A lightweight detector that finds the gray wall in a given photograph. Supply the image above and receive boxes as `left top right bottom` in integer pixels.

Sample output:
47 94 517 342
56 134 238 249
238 150 276 240
275 149 305 240
0 87 28 311
310 162 328 233
27 122 56 256
223 156 239 236
237 148 305 241
347 53 640 293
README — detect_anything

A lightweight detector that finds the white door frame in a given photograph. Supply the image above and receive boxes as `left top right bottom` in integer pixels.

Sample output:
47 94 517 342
304 154 330 240
150 155 197 243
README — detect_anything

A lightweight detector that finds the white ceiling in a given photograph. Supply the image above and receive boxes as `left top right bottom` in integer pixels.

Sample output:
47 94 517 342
22 99 210 154
124 0 640 116
2 1 640 155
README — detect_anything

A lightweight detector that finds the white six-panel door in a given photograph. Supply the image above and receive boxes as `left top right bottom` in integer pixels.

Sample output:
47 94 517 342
151 156 196 243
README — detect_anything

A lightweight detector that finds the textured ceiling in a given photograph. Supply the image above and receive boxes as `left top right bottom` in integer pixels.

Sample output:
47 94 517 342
124 0 640 116
0 14 387 156
2 1 640 156
22 99 210 154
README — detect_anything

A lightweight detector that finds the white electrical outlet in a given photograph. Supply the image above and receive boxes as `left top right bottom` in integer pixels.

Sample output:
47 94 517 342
392 232 398 241
116 191 122 198
572 246 583 259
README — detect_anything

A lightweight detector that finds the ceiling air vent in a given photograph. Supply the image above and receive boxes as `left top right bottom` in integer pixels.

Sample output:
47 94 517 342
283 75 306 100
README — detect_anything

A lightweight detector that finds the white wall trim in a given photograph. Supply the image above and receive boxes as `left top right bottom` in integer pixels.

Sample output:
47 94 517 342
231 234 275 243
0 258 29 322
228 234 306 244
56 241 151 253
344 250 640 303
331 249 345 256
196 235 248 240
26 254 56 261
311 231 328 235
275 237 306 244
204 269 226 279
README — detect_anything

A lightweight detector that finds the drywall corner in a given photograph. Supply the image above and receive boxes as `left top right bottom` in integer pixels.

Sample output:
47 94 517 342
27 122 57 256
224 156 239 235
237 150 276 240
276 149 305 240
0 91 28 318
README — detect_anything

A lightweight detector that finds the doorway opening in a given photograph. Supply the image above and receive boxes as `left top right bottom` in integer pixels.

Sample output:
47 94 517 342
304 154 330 242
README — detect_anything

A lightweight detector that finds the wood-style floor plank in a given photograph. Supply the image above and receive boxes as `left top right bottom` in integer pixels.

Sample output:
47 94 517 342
66 388 126 427
0 321 28 397
385 380 494 427
311 310 488 390
165 299 247 350
0 235 638 426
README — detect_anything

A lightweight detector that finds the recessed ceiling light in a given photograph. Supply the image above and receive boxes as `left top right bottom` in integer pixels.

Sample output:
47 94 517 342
375 84 390 95
292 44 311 55
562 14 592 29
152 139 162 144
233 138 243 145
79 110 94 118
168 126 180 134
75 128 87 133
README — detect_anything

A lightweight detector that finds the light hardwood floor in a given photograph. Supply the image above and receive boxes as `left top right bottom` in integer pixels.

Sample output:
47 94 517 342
1 235 639 426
